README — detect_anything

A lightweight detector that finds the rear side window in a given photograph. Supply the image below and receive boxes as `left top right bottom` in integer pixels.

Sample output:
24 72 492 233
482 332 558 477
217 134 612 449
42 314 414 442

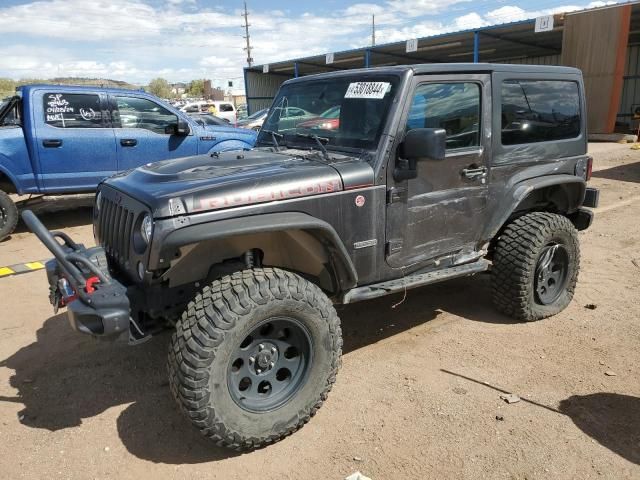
43 93 103 128
501 80 581 145
407 82 480 150
219 103 234 112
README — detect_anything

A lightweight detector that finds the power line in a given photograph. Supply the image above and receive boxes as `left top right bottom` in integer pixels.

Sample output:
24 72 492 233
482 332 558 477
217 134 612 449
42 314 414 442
241 1 253 67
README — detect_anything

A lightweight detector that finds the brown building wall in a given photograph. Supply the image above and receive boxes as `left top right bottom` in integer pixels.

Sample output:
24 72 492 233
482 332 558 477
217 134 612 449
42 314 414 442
562 5 631 134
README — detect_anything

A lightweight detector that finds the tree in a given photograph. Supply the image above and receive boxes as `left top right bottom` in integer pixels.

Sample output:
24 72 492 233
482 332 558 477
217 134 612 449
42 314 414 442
148 77 172 99
0 78 17 99
187 79 205 97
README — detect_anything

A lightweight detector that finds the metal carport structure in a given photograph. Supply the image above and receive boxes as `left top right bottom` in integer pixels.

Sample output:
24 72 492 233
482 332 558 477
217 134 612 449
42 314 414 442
244 2 640 135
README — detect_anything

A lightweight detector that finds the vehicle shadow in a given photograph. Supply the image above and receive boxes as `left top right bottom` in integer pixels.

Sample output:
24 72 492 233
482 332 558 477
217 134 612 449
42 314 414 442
559 393 640 465
592 160 640 184
11 207 93 235
0 313 239 463
0 274 514 464
443 370 640 466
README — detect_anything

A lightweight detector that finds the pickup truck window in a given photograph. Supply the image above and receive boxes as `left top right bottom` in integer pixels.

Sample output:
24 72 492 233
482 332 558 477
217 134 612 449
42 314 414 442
43 93 103 128
114 96 177 134
407 82 480 150
501 80 581 145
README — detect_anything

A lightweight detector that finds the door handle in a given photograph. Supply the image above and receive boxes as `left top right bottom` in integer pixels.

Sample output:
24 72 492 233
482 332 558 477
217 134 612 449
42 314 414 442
461 166 488 180
120 139 137 147
42 139 62 148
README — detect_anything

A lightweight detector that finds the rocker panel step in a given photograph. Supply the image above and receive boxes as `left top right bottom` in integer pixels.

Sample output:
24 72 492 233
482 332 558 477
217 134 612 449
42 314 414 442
342 259 490 304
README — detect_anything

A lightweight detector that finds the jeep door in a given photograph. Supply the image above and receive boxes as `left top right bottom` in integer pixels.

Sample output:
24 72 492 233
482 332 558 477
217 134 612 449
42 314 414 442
110 94 198 171
34 91 117 192
385 74 491 269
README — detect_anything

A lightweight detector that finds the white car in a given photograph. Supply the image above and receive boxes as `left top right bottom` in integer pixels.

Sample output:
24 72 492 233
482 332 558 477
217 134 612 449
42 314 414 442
180 101 237 123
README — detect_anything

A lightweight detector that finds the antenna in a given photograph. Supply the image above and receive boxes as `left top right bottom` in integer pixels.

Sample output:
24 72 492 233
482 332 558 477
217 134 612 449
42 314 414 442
242 1 253 67
372 14 376 46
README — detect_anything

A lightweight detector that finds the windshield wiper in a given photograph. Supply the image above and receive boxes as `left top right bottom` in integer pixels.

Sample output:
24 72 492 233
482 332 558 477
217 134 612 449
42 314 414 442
295 133 330 161
260 129 284 151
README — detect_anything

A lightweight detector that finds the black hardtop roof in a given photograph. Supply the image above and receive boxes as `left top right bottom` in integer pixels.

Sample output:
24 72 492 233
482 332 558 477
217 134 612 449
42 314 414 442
285 63 581 84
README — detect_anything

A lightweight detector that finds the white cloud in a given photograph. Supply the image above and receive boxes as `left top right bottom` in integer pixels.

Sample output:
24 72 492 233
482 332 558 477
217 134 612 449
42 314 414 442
387 0 472 17
0 0 624 86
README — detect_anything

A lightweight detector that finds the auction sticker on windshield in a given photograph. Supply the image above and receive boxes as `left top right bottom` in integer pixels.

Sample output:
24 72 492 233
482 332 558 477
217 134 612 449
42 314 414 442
344 82 391 99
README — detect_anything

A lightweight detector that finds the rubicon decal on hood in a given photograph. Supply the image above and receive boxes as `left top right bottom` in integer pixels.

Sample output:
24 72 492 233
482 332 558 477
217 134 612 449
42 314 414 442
192 178 343 212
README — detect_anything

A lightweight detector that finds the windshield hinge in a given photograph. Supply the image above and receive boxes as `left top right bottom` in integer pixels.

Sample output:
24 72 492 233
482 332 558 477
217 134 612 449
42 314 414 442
387 187 407 204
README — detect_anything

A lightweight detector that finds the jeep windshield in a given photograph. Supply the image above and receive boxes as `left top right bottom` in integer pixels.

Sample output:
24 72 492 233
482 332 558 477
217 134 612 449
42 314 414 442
257 75 399 152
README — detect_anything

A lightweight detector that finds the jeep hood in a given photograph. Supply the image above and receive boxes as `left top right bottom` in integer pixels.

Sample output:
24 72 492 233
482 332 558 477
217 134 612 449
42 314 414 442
104 148 374 218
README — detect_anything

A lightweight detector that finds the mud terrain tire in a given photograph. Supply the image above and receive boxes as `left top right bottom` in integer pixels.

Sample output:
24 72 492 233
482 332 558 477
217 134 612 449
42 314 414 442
492 212 580 321
0 190 18 241
168 267 342 449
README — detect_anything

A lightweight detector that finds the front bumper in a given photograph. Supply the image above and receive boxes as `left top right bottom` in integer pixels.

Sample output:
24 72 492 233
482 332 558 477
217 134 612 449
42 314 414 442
22 210 131 339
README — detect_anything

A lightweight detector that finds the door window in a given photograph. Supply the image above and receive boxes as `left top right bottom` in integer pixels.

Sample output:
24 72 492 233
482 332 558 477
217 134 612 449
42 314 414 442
218 103 234 112
407 83 480 150
114 96 177 134
43 93 104 128
501 80 581 145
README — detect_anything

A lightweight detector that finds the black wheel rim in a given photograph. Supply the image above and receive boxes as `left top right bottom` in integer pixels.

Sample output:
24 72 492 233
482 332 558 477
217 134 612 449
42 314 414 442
534 242 570 305
227 317 313 413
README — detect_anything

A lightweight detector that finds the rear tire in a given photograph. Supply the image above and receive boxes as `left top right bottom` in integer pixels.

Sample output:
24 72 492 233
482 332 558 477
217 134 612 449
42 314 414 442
168 268 342 449
491 212 580 321
0 190 18 241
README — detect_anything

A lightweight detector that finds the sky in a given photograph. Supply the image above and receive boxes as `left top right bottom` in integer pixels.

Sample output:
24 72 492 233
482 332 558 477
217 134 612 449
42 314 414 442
0 0 622 89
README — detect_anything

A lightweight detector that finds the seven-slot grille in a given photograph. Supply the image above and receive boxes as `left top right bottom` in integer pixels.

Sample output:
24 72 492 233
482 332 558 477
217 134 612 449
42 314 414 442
96 194 135 267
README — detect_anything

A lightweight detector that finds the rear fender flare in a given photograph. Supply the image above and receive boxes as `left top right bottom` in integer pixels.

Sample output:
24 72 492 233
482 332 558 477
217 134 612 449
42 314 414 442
0 160 23 194
486 175 586 240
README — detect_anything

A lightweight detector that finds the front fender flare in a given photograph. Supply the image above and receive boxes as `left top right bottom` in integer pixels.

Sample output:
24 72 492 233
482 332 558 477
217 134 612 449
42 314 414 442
151 212 358 292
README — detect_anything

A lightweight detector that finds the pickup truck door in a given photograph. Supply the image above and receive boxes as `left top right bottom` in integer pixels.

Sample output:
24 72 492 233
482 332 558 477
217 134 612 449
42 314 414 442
34 91 117 192
385 74 491 269
110 95 198 171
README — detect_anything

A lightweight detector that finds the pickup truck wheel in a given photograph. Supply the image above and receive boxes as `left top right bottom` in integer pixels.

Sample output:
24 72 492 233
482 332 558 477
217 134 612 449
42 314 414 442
167 267 342 449
491 212 580 321
0 190 18 240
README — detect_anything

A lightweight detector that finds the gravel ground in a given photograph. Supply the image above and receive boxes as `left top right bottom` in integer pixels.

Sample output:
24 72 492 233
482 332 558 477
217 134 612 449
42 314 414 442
0 143 638 479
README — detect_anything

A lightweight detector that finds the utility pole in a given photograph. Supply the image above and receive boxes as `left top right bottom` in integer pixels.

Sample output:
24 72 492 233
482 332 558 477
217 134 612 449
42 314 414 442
242 1 253 67
372 14 375 46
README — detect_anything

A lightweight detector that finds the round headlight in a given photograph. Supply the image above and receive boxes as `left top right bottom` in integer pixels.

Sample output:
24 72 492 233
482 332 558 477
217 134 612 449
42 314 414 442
141 215 153 244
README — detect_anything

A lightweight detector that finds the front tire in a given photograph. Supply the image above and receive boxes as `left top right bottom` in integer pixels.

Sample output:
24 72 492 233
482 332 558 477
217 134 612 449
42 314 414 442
491 212 580 321
0 190 18 241
168 268 342 449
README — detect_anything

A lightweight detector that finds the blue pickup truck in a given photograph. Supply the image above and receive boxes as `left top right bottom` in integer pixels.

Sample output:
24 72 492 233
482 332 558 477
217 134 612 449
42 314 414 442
0 84 257 239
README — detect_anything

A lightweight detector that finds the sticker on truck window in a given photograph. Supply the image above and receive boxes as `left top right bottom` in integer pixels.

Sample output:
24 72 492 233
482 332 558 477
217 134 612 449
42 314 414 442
344 82 391 99
43 93 103 129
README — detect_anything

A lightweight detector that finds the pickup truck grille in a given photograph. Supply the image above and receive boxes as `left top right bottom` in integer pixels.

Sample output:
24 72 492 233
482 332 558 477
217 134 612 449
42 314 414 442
97 195 134 267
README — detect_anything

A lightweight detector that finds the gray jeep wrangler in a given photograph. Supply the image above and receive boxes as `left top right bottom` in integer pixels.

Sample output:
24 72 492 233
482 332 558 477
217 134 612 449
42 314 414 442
24 63 599 449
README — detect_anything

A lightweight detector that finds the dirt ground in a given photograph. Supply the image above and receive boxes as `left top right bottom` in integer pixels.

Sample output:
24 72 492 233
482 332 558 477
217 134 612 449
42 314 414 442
0 143 638 480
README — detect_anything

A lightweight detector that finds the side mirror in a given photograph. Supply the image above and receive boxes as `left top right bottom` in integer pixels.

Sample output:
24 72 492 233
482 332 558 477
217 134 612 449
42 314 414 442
166 118 191 136
402 128 446 161
394 128 446 181
176 118 190 136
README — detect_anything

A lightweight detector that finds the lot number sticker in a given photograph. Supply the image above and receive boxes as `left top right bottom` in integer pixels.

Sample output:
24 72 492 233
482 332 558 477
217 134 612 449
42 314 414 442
344 82 391 99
